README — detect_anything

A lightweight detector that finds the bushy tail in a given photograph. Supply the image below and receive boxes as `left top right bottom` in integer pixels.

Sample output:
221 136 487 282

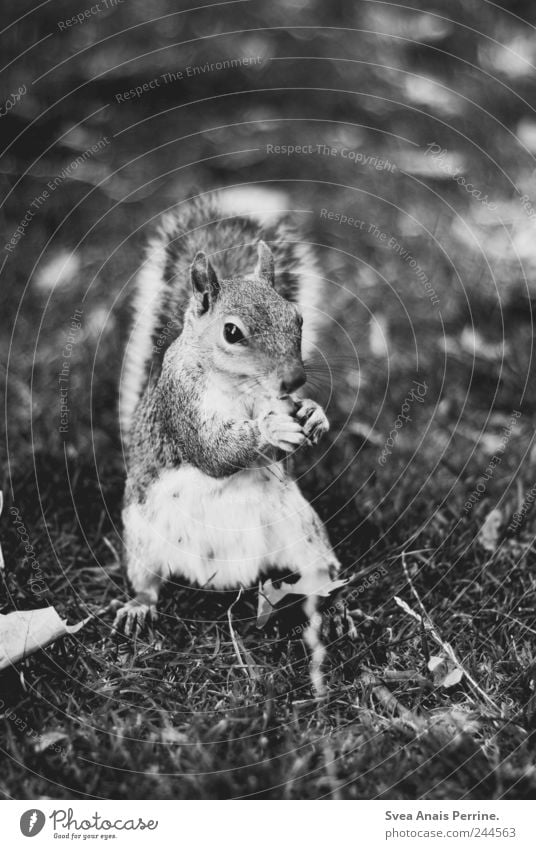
118 226 171 442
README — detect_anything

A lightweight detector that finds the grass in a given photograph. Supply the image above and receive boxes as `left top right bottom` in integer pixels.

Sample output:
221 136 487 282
2 0 536 800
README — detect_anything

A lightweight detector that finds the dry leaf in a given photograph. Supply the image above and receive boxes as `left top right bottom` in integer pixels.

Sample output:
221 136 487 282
478 508 503 552
428 654 464 689
257 576 347 628
0 608 89 671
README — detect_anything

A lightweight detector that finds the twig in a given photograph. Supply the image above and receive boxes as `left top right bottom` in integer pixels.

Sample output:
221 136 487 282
102 535 121 566
360 671 417 723
394 590 501 715
400 552 502 711
227 589 252 681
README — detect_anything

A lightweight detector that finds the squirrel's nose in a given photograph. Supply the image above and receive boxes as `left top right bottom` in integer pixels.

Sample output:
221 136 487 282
281 365 306 394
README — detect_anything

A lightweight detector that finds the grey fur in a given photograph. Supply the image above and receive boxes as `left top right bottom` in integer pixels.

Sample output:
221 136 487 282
114 196 341 636
124 197 310 496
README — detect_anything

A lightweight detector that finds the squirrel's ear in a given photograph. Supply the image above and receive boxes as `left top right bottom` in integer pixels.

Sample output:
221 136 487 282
190 251 220 312
254 240 275 287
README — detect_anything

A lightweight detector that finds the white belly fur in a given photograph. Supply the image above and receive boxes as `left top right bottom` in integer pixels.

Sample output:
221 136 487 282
124 464 337 590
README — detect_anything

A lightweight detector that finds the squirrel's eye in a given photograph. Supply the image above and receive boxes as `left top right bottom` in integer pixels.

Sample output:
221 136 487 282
224 322 245 344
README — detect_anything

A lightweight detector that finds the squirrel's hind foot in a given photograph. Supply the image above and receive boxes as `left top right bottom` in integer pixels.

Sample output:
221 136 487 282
112 596 158 637
321 605 358 643
295 399 329 445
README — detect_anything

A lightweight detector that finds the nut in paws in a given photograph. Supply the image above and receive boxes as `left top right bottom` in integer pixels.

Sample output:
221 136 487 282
295 399 329 444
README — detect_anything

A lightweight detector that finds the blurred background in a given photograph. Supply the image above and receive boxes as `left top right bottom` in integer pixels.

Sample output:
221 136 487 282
3 0 536 466
2 0 536 799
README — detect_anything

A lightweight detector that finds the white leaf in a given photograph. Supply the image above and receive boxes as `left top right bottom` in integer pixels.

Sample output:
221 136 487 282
257 576 347 629
0 608 89 671
427 652 464 689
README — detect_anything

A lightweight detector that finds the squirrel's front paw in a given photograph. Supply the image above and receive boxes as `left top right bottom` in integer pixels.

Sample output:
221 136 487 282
112 596 157 637
295 399 329 445
259 410 306 453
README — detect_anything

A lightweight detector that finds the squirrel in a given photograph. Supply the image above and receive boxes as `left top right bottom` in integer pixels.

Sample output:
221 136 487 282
114 194 353 637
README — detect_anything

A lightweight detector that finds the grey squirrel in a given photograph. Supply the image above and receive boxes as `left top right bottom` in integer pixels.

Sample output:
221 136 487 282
114 195 352 636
